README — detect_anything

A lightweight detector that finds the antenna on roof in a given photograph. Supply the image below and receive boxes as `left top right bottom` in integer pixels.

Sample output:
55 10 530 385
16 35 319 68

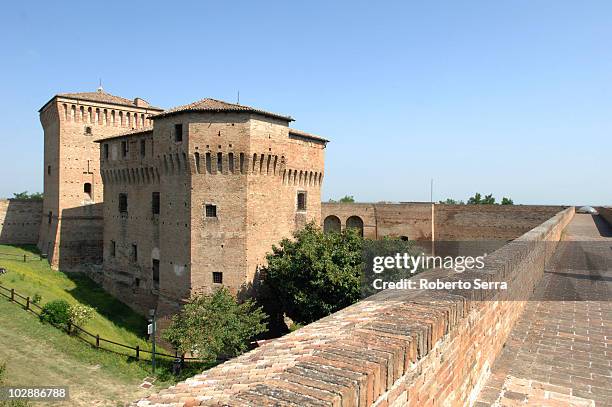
97 78 104 93
237 90 240 105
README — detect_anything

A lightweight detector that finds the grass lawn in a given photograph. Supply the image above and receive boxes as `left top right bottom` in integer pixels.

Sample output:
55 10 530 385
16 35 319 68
0 244 209 406
0 245 154 354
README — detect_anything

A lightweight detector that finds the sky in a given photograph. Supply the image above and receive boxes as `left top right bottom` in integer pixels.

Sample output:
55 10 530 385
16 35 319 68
0 1 610 205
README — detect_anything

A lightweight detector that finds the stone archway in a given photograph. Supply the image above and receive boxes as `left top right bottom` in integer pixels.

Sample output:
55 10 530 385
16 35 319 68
323 215 341 233
346 215 364 237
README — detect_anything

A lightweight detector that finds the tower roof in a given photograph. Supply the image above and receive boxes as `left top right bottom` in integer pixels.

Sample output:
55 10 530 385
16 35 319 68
39 89 163 112
151 98 294 122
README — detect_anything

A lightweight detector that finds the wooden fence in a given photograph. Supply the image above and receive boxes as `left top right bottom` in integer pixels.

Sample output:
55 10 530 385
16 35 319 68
0 283 206 364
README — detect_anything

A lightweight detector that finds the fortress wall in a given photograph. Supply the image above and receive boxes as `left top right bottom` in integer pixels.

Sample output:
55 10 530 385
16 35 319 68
136 207 574 406
435 204 565 241
322 202 565 242
597 206 612 226
0 200 43 245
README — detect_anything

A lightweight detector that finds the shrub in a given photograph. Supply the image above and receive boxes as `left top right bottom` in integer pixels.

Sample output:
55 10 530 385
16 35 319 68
39 300 71 327
68 304 95 328
32 293 42 305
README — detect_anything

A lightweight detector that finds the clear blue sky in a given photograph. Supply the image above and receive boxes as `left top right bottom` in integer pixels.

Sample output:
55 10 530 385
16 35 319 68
1 1 610 205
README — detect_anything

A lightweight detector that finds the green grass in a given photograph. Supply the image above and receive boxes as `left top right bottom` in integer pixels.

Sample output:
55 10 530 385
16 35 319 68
0 244 154 354
0 244 211 406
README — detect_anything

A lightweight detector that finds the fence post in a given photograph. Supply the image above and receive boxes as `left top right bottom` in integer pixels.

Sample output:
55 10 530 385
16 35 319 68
10 289 14 302
96 334 100 348
26 297 30 311
67 322 72 335
136 345 140 360
23 254 26 263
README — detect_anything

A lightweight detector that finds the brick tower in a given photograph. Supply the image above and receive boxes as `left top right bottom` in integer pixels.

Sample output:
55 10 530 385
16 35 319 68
37 88 162 270
96 98 327 315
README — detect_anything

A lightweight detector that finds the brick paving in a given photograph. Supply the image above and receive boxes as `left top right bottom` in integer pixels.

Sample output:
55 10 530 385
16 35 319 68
475 214 612 406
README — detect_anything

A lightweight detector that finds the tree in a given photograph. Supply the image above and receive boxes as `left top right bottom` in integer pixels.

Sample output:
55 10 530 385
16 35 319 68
439 198 464 205
328 195 355 203
163 288 267 363
501 197 514 205
467 192 495 205
262 222 420 325
467 193 482 205
12 191 43 201
262 222 363 324
481 194 496 204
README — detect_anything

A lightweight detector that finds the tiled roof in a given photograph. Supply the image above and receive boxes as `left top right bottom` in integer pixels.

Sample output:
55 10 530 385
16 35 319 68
151 98 294 122
289 128 329 143
93 127 153 143
41 89 163 111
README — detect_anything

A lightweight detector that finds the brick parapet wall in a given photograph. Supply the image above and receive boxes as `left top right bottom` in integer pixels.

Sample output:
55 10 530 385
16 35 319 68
0 199 43 245
136 207 574 407
597 206 612 226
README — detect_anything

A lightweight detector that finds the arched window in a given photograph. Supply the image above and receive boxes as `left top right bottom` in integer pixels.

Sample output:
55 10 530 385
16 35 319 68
323 215 341 233
346 216 364 237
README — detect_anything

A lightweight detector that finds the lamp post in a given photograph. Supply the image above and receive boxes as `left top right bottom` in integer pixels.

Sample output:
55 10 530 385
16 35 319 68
148 308 157 375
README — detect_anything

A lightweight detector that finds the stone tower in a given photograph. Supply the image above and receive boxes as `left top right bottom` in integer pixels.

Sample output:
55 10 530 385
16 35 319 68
96 98 327 315
37 88 162 270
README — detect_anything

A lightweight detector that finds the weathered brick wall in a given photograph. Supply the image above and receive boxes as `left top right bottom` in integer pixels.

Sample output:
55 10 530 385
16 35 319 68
98 110 325 317
135 207 574 407
597 206 612 226
0 200 43 244
321 203 565 242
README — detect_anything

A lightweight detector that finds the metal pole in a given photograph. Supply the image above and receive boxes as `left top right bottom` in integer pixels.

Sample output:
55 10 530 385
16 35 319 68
151 311 156 375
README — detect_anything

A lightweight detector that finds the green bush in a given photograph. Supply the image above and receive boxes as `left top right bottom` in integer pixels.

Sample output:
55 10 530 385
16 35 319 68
39 299 71 327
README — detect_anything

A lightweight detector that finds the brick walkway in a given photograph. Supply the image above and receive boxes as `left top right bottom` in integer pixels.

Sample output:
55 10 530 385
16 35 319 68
475 214 612 406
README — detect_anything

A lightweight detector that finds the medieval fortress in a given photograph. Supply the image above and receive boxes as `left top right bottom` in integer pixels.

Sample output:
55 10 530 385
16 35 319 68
0 88 564 318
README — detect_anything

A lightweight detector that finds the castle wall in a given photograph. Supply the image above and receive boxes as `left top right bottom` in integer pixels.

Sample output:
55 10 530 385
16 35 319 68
0 200 43 245
322 202 566 242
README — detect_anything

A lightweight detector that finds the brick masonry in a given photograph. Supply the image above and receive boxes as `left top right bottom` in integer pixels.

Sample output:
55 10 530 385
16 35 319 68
96 108 326 316
0 199 42 244
135 207 575 406
322 202 564 241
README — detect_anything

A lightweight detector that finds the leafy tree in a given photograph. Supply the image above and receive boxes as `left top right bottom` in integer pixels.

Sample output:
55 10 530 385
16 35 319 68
12 191 43 201
439 198 464 205
467 192 482 204
467 192 495 205
481 194 496 204
262 222 363 324
262 223 422 325
338 195 355 203
328 195 356 203
501 197 514 205
163 288 267 363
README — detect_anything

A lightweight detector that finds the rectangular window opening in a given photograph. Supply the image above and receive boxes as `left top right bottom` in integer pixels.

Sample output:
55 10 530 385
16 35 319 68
152 259 160 289
174 124 183 142
152 192 160 215
119 193 128 213
297 191 307 211
110 240 116 257
132 244 138 262
213 272 223 284
140 139 146 157
205 204 217 218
